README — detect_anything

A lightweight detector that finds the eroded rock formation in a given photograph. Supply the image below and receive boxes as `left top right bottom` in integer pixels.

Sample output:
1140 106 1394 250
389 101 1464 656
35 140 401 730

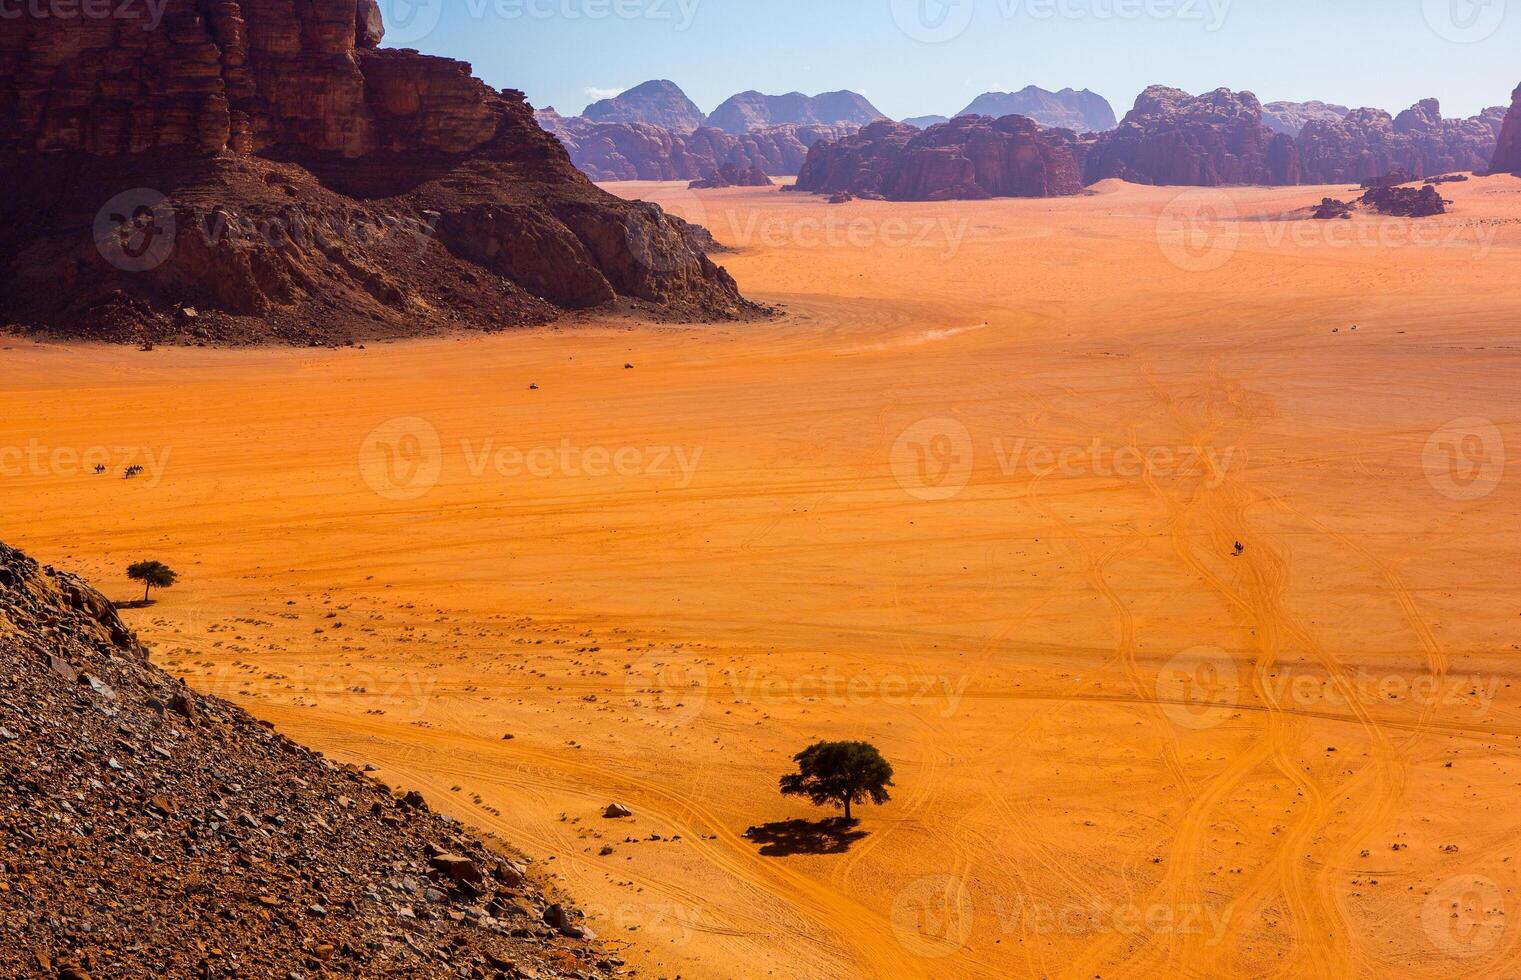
791 115 1084 201
0 2 747 344
1296 99 1505 184
1081 87 1300 186
1490 84 1521 174
547 118 850 181
1262 100 1349 136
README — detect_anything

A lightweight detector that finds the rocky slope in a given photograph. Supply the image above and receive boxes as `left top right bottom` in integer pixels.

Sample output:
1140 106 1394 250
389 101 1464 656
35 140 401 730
580 80 706 133
956 87 1117 133
1081 86 1300 186
0 540 616 978
0 2 747 345
1296 99 1506 184
1489 84 1521 174
791 115 1083 201
545 115 850 181
707 90 885 134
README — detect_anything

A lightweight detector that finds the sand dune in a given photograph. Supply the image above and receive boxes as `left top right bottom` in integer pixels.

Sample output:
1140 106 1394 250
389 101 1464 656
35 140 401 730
3 177 1520 978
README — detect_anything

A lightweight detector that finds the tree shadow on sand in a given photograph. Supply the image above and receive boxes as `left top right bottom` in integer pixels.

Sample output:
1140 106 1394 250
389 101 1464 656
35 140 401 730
115 599 156 610
744 818 868 857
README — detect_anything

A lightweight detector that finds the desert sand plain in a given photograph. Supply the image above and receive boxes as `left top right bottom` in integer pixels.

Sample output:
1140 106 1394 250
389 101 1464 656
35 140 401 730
3 177 1520 978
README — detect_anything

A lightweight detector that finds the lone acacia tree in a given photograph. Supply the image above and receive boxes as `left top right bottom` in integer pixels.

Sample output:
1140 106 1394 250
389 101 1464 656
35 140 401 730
779 740 894 822
127 560 177 603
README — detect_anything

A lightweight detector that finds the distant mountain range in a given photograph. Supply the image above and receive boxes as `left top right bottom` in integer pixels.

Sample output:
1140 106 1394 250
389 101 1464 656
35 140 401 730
956 87 1117 132
542 78 1517 192
573 81 886 133
582 80 706 133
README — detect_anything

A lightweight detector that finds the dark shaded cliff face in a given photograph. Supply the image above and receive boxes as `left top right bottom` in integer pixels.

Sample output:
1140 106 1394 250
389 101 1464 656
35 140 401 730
0 1 748 345
956 88 1117 133
0 539 619 977
580 80 707 134
1081 86 1300 187
791 115 1084 201
1295 100 1505 184
1491 85 1521 174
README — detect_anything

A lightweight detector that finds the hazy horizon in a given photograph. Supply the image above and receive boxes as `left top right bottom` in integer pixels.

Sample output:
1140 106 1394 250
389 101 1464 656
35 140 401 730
377 0 1519 121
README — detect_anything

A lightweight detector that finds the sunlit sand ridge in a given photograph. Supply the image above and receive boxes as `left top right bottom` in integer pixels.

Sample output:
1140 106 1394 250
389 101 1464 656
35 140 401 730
3 177 1519 978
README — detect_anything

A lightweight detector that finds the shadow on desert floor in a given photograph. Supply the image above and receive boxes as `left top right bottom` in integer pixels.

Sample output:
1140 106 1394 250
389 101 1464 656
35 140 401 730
745 818 868 856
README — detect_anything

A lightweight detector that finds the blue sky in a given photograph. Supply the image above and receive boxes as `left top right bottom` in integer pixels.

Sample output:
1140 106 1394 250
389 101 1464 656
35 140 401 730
377 0 1519 120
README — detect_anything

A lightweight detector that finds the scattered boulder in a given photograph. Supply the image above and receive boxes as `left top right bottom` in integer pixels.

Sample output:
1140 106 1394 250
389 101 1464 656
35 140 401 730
603 802 633 819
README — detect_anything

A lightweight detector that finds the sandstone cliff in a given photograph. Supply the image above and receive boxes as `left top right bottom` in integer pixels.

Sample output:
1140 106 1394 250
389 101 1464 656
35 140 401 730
1082 86 1300 186
1489 84 1521 174
0 2 748 344
1296 99 1505 184
792 115 1084 201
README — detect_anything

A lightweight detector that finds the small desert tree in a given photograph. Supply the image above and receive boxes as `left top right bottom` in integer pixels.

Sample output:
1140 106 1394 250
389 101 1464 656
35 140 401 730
127 560 177 602
779 740 894 822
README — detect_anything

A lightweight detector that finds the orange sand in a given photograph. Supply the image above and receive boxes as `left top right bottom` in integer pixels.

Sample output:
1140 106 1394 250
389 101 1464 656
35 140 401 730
3 177 1520 978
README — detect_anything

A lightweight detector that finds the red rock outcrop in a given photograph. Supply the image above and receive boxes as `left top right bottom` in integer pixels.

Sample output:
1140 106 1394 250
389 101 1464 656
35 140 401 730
690 161 774 189
1082 87 1300 186
548 118 851 181
1296 100 1505 184
791 115 1083 201
1490 84 1521 174
0 1 748 344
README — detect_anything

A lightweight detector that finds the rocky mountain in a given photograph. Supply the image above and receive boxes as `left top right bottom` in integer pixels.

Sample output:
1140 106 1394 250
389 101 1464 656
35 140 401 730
548 118 852 181
0 540 616 978
1295 99 1505 184
707 90 886 134
580 79 706 133
1494 84 1521 173
904 115 952 130
1081 86 1300 186
0 2 746 345
1262 100 1349 136
956 87 1117 133
791 115 1083 201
